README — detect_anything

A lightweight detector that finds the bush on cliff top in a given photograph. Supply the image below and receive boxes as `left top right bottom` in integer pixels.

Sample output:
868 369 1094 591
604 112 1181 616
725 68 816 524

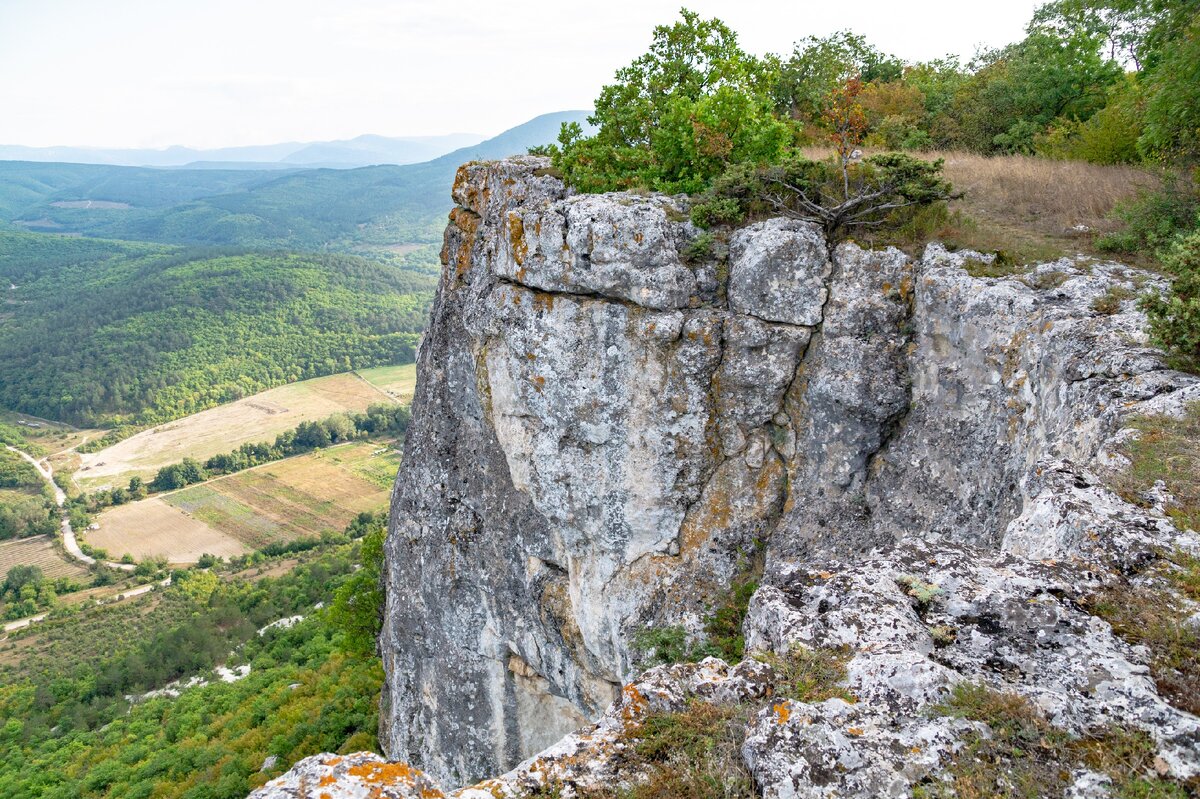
1143 228 1200 372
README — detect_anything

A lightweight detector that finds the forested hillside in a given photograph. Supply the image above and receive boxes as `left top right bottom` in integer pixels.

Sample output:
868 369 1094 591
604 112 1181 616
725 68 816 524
0 232 433 427
0 520 387 799
0 111 591 252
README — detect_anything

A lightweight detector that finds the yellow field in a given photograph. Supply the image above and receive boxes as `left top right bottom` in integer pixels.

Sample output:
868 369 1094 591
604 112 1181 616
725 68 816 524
0 536 91 581
86 499 249 564
88 442 400 562
75 371 400 490
357 363 418 405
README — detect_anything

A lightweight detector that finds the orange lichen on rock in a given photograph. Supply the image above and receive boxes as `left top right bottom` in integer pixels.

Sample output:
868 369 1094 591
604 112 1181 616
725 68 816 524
620 683 649 725
774 702 791 724
447 207 481 278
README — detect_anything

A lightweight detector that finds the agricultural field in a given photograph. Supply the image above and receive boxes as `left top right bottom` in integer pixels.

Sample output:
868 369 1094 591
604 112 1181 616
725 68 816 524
87 441 400 562
0 536 90 582
75 371 397 491
357 363 418 405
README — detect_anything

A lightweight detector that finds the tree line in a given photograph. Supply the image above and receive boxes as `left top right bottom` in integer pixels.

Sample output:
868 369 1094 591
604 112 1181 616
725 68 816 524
84 404 410 512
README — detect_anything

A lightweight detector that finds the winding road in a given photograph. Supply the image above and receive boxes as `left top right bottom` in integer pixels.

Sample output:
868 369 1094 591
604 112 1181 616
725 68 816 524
5 445 136 572
2 576 171 634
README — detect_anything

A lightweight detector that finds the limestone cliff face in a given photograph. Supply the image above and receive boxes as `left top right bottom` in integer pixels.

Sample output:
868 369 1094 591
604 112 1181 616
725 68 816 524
369 157 1199 787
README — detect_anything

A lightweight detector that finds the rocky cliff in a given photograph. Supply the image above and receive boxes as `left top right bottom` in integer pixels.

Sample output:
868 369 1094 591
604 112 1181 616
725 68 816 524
250 157 1200 798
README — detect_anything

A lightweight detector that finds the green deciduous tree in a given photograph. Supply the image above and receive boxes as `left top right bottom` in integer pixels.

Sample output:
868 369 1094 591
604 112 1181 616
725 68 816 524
553 9 792 193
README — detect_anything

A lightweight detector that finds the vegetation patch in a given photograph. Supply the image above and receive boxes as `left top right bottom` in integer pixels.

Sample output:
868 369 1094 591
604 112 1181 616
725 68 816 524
1112 403 1200 534
633 570 759 667
1083 579 1199 717
917 683 1192 799
1092 285 1135 315
754 644 854 704
1143 229 1200 373
558 644 848 799
612 702 756 799
0 517 388 799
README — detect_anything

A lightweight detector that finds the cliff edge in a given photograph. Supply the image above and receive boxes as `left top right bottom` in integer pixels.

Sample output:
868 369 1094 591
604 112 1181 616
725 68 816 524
251 157 1200 798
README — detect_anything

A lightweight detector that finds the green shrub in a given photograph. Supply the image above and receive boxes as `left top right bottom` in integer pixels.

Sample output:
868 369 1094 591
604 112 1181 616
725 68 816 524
1096 176 1199 255
1143 229 1200 371
690 153 953 243
551 11 793 195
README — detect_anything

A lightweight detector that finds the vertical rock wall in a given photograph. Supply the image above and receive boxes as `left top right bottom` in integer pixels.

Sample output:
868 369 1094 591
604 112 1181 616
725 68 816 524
380 157 1198 786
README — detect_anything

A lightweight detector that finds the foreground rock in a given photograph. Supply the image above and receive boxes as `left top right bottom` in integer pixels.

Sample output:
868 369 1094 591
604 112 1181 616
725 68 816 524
254 157 1200 797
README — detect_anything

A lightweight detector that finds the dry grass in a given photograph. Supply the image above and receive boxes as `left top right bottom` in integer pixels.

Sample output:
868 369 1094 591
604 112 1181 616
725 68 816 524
89 442 397 562
918 683 1193 799
75 371 395 491
1112 403 1200 533
802 148 1161 264
167 442 396 551
0 535 90 581
1083 581 1199 717
87 498 248 564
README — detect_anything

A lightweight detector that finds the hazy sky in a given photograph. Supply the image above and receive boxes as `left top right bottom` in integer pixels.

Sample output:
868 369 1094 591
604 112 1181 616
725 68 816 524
0 0 1042 149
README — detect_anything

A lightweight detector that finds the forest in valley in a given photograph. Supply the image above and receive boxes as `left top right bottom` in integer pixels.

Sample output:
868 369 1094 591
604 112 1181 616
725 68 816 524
0 232 431 428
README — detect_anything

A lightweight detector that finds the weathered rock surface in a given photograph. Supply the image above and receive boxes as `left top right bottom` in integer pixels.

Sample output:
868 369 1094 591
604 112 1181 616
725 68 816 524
258 157 1200 797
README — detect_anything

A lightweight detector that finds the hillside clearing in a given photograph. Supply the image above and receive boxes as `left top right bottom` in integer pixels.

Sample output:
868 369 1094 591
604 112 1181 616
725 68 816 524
0 536 90 581
357 363 418 405
87 442 400 561
86 500 248 564
75 371 398 491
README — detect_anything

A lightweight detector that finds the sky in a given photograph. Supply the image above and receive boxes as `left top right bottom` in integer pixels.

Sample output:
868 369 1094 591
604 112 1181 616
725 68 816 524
0 0 1043 150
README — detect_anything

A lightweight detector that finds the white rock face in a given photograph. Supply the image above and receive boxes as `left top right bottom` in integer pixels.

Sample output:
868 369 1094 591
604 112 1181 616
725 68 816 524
255 158 1199 797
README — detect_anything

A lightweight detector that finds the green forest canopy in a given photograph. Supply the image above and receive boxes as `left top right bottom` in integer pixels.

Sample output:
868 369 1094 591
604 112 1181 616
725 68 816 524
549 2 1200 196
0 232 434 427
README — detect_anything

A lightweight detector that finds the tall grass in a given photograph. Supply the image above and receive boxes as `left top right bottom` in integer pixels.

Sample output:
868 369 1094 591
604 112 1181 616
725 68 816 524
805 148 1160 231
803 148 1165 262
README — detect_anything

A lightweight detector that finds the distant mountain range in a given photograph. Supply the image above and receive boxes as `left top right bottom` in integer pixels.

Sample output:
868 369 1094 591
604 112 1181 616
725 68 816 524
0 110 594 251
0 132 487 169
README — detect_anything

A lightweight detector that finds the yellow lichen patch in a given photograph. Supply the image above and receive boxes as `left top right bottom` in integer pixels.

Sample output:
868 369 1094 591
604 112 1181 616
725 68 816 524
448 207 481 278
346 761 429 788
531 292 555 313
321 793 332 799
323 756 344 767
319 774 337 786
847 727 864 736
773 703 791 724
531 375 546 393
508 212 529 267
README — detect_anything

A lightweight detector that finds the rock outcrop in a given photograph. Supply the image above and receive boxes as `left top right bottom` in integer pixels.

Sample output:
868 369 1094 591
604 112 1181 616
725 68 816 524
251 157 1200 798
